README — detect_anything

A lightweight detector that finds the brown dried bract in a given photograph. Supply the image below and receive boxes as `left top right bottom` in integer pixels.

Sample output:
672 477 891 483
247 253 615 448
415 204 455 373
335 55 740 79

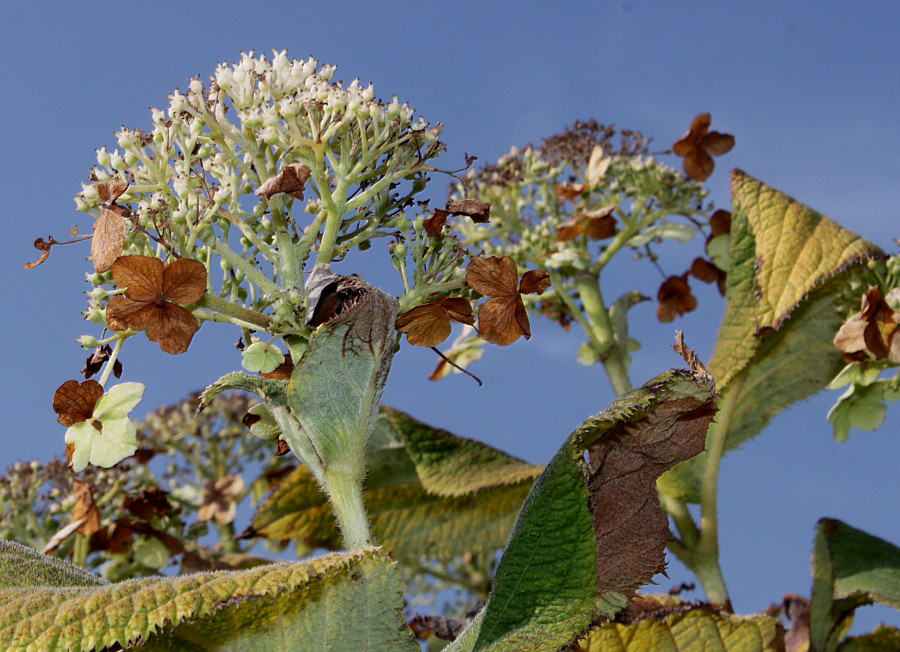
123 487 172 521
106 255 207 354
466 255 550 346
396 296 475 347
90 181 131 273
688 257 726 295
260 360 295 379
833 286 900 363
445 199 491 223
556 206 617 242
423 208 450 237
53 379 103 426
72 478 101 537
255 163 312 200
657 273 698 322
81 344 123 380
672 113 735 182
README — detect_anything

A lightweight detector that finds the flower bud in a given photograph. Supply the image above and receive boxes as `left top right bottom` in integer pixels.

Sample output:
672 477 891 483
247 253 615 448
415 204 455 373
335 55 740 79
76 334 100 349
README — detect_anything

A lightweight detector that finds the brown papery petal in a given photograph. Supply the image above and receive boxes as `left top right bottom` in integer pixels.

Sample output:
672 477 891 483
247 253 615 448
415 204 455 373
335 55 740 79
688 257 723 283
53 379 103 426
585 215 617 240
111 256 164 302
687 113 712 138
701 131 735 156
478 295 530 346
396 304 454 347
446 199 491 223
73 478 101 537
143 303 200 355
466 255 519 298
709 210 732 236
94 181 129 205
161 258 207 305
519 270 551 295
440 297 476 325
106 296 157 332
683 148 715 182
91 208 127 273
423 209 449 237
554 183 585 200
255 163 312 200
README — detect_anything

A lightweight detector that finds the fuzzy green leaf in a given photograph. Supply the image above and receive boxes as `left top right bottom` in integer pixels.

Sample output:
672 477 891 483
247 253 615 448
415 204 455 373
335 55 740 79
660 171 882 502
810 519 900 652
0 541 415 652
449 368 717 651
0 540 105 589
251 407 542 559
574 608 784 651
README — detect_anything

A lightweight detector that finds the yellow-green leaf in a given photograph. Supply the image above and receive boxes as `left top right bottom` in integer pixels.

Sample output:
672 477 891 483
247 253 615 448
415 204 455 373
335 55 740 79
575 608 784 651
0 540 415 652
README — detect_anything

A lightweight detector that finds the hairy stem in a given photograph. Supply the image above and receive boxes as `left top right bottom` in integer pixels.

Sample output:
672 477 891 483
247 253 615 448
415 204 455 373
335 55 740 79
322 466 372 551
574 275 632 396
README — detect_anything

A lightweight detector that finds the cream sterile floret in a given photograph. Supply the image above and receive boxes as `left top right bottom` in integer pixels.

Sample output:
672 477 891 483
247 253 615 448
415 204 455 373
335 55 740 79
64 382 145 473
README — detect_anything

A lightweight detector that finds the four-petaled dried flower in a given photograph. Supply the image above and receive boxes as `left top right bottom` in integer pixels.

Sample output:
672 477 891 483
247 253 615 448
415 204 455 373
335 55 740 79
833 287 900 363
198 475 245 525
106 255 207 354
53 379 145 472
672 113 734 182
466 256 551 346
657 273 698 322
396 297 475 347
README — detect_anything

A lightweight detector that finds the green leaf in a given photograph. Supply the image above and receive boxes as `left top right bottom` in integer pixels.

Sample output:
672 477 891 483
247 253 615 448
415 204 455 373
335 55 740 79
836 625 900 652
286 272 397 473
449 368 717 651
200 372 288 408
660 171 882 502
250 407 542 559
574 607 783 651
0 540 415 652
810 518 900 652
0 539 105 589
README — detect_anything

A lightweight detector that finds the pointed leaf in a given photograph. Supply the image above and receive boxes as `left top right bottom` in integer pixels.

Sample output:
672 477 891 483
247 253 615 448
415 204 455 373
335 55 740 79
449 368 717 651
661 172 883 502
0 541 415 651
810 519 900 652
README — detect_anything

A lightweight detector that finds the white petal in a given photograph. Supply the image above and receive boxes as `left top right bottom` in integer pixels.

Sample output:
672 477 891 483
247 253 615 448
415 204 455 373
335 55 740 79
64 422 95 473
93 382 145 419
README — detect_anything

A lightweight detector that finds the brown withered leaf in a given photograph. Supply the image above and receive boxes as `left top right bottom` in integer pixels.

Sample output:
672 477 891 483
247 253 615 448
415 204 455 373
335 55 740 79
467 256 550 346
672 330 716 392
445 199 491 223
23 237 54 270
53 379 103 427
672 113 734 182
255 163 312 200
396 297 475 347
91 207 127 273
585 371 717 597
72 478 101 537
657 273 698 322
123 487 172 521
106 255 207 354
833 286 900 362
423 208 450 237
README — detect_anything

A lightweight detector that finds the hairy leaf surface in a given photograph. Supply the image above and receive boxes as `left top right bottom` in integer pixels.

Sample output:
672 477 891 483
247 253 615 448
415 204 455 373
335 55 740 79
250 407 542 558
449 368 716 651
0 541 414 652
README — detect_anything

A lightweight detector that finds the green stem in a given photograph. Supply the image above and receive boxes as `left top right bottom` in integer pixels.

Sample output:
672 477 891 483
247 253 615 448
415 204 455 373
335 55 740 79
322 466 372 550
73 533 89 568
194 293 272 331
573 275 632 396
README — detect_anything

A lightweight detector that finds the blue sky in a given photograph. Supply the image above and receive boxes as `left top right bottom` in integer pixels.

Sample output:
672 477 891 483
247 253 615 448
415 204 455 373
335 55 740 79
2 0 897 632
